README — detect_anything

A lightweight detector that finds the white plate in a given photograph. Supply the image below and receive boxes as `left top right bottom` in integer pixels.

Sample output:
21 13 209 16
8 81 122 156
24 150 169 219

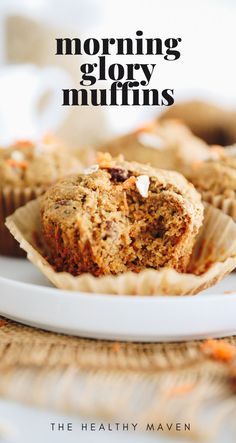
0 256 236 342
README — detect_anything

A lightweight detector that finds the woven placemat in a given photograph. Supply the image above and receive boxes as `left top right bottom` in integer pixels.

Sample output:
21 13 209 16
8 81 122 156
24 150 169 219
0 317 235 441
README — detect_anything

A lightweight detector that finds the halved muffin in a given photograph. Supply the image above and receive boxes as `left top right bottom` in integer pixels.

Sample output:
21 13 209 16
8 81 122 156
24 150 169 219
40 156 203 276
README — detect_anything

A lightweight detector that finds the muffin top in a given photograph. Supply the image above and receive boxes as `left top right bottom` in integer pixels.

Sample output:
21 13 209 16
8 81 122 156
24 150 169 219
0 137 82 188
159 100 235 146
99 119 219 175
41 154 203 238
188 144 236 196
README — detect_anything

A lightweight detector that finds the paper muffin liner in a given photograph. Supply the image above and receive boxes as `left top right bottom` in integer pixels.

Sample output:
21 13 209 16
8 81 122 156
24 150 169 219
5 199 236 295
0 186 45 257
201 191 236 223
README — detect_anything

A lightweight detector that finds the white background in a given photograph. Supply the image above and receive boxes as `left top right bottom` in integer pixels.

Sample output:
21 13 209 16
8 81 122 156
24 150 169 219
0 0 235 135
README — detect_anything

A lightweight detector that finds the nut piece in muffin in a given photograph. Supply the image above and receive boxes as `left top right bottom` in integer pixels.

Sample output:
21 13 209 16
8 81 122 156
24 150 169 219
98 119 217 176
40 154 204 277
0 136 82 256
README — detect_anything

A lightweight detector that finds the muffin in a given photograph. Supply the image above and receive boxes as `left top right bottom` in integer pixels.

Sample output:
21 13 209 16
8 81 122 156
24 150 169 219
226 112 236 144
186 145 236 224
40 154 204 277
98 119 217 175
188 146 236 197
159 100 236 146
0 137 82 256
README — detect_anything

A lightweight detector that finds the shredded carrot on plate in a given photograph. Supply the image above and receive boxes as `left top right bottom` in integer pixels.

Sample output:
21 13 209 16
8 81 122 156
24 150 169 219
200 339 236 362
165 383 195 397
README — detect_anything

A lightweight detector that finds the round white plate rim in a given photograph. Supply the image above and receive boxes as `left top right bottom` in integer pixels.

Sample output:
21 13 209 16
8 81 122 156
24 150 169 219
0 272 236 342
1 272 236 301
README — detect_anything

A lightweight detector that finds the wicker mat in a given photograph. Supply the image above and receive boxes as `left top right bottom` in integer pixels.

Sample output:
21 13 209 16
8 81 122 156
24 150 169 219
0 317 235 441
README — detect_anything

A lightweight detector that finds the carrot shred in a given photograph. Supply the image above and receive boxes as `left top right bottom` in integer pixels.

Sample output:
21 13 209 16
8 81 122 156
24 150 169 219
0 319 7 327
97 152 112 163
122 192 129 211
200 339 236 362
96 152 115 168
6 158 29 169
166 383 195 397
122 176 136 190
133 121 157 134
111 343 121 353
15 139 34 148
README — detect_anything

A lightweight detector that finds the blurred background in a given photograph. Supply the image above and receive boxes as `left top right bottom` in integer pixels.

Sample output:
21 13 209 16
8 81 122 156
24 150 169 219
0 0 235 147
0 1 236 442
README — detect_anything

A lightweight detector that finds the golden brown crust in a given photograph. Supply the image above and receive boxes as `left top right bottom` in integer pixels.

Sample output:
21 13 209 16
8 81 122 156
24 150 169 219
159 100 236 146
0 138 82 257
188 146 236 196
0 139 82 188
98 119 215 175
40 159 203 277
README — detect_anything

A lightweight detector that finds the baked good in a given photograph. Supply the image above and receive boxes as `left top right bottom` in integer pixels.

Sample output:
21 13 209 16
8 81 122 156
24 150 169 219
0 138 81 187
40 155 204 277
188 146 236 197
226 112 236 144
98 119 216 175
159 100 236 146
0 137 82 256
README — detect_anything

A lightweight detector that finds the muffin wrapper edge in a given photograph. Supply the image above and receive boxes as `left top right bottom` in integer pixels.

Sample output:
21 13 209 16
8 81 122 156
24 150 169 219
202 191 236 223
0 186 45 257
5 198 236 295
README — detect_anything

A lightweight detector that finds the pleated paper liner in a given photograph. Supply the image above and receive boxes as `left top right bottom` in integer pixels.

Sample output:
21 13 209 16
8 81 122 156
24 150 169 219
0 186 45 257
202 191 236 222
5 199 236 295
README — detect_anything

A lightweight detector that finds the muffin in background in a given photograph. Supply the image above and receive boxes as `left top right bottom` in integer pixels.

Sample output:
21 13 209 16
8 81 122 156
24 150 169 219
0 136 82 256
159 100 236 146
98 119 218 176
188 145 236 197
186 144 236 224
